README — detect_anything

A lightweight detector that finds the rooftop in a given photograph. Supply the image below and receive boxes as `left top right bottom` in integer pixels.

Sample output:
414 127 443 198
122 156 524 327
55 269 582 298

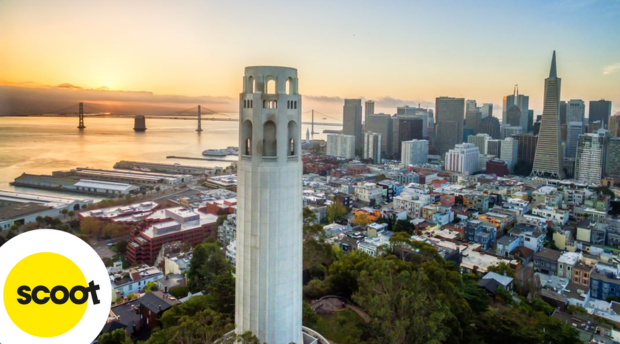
0 202 52 220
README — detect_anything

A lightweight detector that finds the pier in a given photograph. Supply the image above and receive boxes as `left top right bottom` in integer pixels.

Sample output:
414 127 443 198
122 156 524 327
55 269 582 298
166 156 234 163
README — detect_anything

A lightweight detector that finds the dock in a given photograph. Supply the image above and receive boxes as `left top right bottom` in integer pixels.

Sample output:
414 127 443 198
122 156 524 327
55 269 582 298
166 156 234 163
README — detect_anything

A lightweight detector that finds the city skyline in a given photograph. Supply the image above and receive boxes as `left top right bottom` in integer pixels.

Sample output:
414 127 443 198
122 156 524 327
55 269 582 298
1 0 620 116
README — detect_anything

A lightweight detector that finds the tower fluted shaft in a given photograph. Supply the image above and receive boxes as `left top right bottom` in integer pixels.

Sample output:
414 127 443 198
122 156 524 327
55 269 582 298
236 66 303 344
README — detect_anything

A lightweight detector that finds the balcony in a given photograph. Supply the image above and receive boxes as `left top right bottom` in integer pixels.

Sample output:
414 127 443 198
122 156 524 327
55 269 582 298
262 157 278 163
287 155 298 162
241 155 252 161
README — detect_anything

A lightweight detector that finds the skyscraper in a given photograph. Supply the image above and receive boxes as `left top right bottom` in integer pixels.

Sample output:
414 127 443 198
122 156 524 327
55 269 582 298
364 100 375 126
365 113 393 156
500 137 518 173
512 133 538 165
527 110 534 133
565 121 584 159
236 66 303 343
468 133 491 155
401 139 429 167
606 138 620 182
364 131 382 163
559 101 567 125
506 105 522 127
479 116 501 139
609 112 620 137
397 118 424 156
531 51 565 179
466 105 482 134
589 99 612 127
435 97 465 155
502 86 529 132
397 105 429 138
480 103 493 119
567 99 585 124
343 99 363 152
486 139 502 157
575 133 605 184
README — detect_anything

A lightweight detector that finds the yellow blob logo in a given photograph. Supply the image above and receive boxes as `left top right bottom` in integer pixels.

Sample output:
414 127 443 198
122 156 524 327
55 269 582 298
3 252 95 338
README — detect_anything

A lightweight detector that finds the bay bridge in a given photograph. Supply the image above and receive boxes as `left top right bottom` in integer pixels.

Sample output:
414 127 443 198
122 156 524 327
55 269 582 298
19 103 342 132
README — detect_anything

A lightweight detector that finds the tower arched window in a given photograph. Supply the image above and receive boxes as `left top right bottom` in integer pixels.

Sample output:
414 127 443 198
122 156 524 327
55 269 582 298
263 120 277 157
266 78 276 94
288 120 298 156
248 76 255 93
242 120 253 156
285 77 294 95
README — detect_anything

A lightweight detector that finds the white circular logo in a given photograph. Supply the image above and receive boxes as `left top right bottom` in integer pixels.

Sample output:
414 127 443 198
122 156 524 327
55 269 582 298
0 230 112 344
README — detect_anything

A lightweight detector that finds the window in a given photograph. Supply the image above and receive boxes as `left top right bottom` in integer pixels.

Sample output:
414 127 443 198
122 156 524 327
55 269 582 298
285 77 293 95
266 78 276 94
263 120 277 156
242 120 253 156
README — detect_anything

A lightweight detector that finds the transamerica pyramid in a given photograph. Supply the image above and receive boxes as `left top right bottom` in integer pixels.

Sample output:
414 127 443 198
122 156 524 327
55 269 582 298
531 51 565 179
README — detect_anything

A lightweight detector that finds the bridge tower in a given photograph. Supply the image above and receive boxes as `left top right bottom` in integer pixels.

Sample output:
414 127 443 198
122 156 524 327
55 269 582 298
196 105 203 132
77 103 85 129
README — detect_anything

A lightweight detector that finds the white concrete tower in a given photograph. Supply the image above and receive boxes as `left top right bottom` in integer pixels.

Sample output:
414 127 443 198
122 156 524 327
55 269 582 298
236 66 303 344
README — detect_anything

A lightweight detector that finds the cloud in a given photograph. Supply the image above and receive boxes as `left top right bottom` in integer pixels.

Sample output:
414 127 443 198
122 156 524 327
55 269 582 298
374 96 434 109
603 62 620 75
303 95 344 103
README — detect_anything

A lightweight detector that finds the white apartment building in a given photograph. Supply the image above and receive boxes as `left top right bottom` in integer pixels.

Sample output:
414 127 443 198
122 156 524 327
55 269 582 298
327 134 355 159
401 139 429 167
354 183 383 204
575 133 604 184
445 143 480 175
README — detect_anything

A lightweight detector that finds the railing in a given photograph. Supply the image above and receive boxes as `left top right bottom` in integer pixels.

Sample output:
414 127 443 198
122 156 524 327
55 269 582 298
262 157 278 163
287 155 298 162
240 155 252 161
302 326 330 344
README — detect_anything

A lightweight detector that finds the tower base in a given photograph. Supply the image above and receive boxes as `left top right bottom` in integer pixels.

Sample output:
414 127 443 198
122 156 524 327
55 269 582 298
219 327 328 344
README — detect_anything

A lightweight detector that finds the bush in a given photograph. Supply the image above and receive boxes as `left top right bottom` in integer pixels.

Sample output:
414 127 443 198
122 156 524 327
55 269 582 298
169 286 190 299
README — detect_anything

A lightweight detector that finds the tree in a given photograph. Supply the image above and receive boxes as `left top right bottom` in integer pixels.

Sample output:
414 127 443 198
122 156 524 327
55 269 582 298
145 281 159 293
393 219 416 234
80 217 103 237
303 207 317 225
169 286 189 299
375 174 387 182
302 301 319 328
114 240 128 256
354 259 451 344
61 209 68 218
187 242 232 293
126 293 138 301
0 235 6 248
326 201 347 223
353 212 372 226
487 261 515 278
67 210 75 219
97 329 132 344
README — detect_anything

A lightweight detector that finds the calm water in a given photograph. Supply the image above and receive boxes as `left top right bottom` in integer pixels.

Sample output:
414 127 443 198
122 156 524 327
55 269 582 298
0 117 337 197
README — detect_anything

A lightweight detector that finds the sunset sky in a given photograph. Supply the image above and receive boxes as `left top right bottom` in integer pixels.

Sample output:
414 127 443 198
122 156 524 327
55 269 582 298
1 0 619 116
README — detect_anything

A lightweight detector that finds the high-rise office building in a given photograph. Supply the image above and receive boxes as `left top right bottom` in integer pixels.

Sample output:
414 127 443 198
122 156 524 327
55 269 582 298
606 138 620 182
609 113 620 137
364 100 375 126
502 125 522 139
468 133 491 155
559 101 567 125
343 99 363 152
589 99 612 127
396 118 424 156
532 51 565 179
444 143 480 175
364 132 382 163
435 97 465 155
502 86 529 132
565 121 584 159
236 66 303 344
500 137 518 173
466 99 478 112
480 103 493 119
567 99 585 124
486 139 502 157
365 113 393 156
397 105 429 138
506 105 522 128
527 110 534 133
466 109 482 134
479 116 501 139
512 133 538 165
575 133 605 184
401 139 429 167
327 134 355 159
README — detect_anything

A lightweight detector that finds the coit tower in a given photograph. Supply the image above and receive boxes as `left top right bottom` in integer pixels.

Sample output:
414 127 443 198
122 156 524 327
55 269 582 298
236 66 303 344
